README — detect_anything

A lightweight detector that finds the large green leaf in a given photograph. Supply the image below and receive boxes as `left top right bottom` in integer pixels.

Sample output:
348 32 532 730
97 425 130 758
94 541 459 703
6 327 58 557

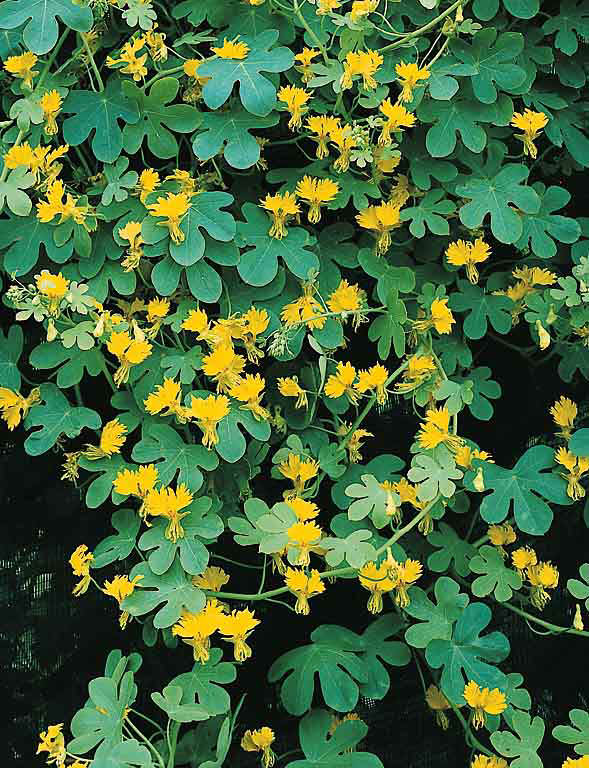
0 0 93 54
199 30 294 116
287 709 384 768
138 497 223 576
93 509 141 569
62 78 140 163
469 545 522 602
553 709 589 755
426 602 510 704
0 324 22 389
123 558 206 629
235 202 319 286
192 106 278 169
399 189 455 237
470 445 570 535
29 342 103 389
449 281 513 340
214 398 272 463
0 215 72 276
23 383 100 456
356 616 411 700
122 78 201 159
515 183 580 259
150 685 209 724
164 648 236 716
491 711 545 768
542 0 589 55
404 576 470 648
427 523 476 577
132 422 219 493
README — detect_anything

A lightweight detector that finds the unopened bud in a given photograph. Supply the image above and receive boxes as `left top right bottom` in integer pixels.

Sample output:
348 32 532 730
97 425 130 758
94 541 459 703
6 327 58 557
456 3 464 21
536 320 551 350
47 318 58 342
473 466 485 492
546 304 558 325
574 603 584 631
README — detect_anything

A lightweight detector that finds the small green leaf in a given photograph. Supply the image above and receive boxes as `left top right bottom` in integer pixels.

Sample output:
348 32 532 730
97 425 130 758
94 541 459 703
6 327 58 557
0 324 23 389
427 523 476 577
165 648 236 716
469 545 522 602
408 453 463 502
567 563 589 611
553 709 589 755
192 106 278 169
404 577 470 649
491 711 545 768
93 509 141 569
449 280 513 340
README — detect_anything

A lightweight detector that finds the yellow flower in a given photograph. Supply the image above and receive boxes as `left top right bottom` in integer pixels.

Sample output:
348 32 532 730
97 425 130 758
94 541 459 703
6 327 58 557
574 604 585 631
386 555 423 608
107 330 152 386
146 297 170 323
278 376 308 409
555 447 589 500
212 37 250 59
325 361 358 404
295 175 339 223
202 344 246 393
145 483 194 542
0 386 40 430
69 545 93 597
136 168 160 203
356 201 401 254
329 123 357 172
193 566 230 592
349 0 378 21
166 168 199 197
562 758 589 768
36 723 66 765
454 444 492 470
395 61 430 102
113 464 158 506
281 284 326 330
106 37 148 81
103 574 143 628
413 297 455 335
230 373 270 421
527 561 559 609
147 192 191 244
285 567 325 614
242 727 276 768
286 521 323 566
260 191 300 239
182 307 210 338
378 99 416 145
278 452 320 495
487 523 516 548
317 0 341 12
84 418 127 460
471 755 508 768
417 406 463 451
395 355 437 393
186 393 230 448
119 220 144 271
446 238 491 284
512 546 537 574
550 395 577 439
242 306 270 362
425 685 451 730
217 608 260 661
278 85 311 130
306 115 341 159
355 363 389 404
295 47 320 82
3 142 35 170
359 561 395 614
39 90 62 135
4 52 38 88
327 279 365 319
172 600 226 663
338 423 373 463
144 378 186 422
510 109 548 158
37 179 92 227
463 681 507 729
35 269 70 312
286 497 320 521
340 49 383 91
145 24 168 62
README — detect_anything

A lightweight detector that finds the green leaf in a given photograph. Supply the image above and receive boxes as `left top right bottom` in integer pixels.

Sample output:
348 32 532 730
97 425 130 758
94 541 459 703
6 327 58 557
357 615 411 700
399 189 455 237
287 709 383 768
78 455 129 509
553 709 589 755
567 563 589 611
228 496 269 548
426 602 510 704
192 106 278 169
235 202 319 286
404 576 470 649
0 324 22 389
62 78 140 163
132 422 219 493
0 167 33 216
427 523 476 577
0 215 72 276
93 509 141 569
268 625 369 716
331 454 405 511
469 545 522 602
99 157 138 206
122 77 201 159
491 711 545 768
446 29 526 103
449 280 513 340
165 648 236 716
467 366 502 421
321 529 376 569
542 0 589 55
138 498 223 576
123 558 206 629
172 0 235 26
91 739 151 768
199 30 294 116
456 164 541 244
151 685 209 724
23 382 100 456
408 453 463 502
214 399 272 463
0 0 93 54
516 184 580 259
344 474 391 522
29 342 103 388
471 445 569 535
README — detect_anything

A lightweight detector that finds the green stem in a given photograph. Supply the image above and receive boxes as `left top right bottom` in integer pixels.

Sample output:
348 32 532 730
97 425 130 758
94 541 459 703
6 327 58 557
100 360 117 393
0 129 24 182
125 717 166 768
450 702 493 757
166 721 180 768
38 29 70 89
380 0 467 52
293 0 330 64
81 34 105 92
144 64 185 89
502 601 589 638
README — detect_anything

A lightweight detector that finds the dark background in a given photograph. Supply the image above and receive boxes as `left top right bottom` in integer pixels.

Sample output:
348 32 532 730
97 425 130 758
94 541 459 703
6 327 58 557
3 326 589 767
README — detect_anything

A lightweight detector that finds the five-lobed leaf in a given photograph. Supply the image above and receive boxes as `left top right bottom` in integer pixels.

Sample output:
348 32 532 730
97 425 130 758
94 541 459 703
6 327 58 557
0 0 93 54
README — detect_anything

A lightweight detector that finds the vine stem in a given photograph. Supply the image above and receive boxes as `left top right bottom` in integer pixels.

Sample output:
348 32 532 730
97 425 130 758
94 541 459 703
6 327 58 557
0 129 24 183
293 0 330 64
81 34 105 92
380 0 467 52
125 716 166 768
449 702 494 757
502 601 589 638
38 29 70 90
166 721 180 768
144 64 185 89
